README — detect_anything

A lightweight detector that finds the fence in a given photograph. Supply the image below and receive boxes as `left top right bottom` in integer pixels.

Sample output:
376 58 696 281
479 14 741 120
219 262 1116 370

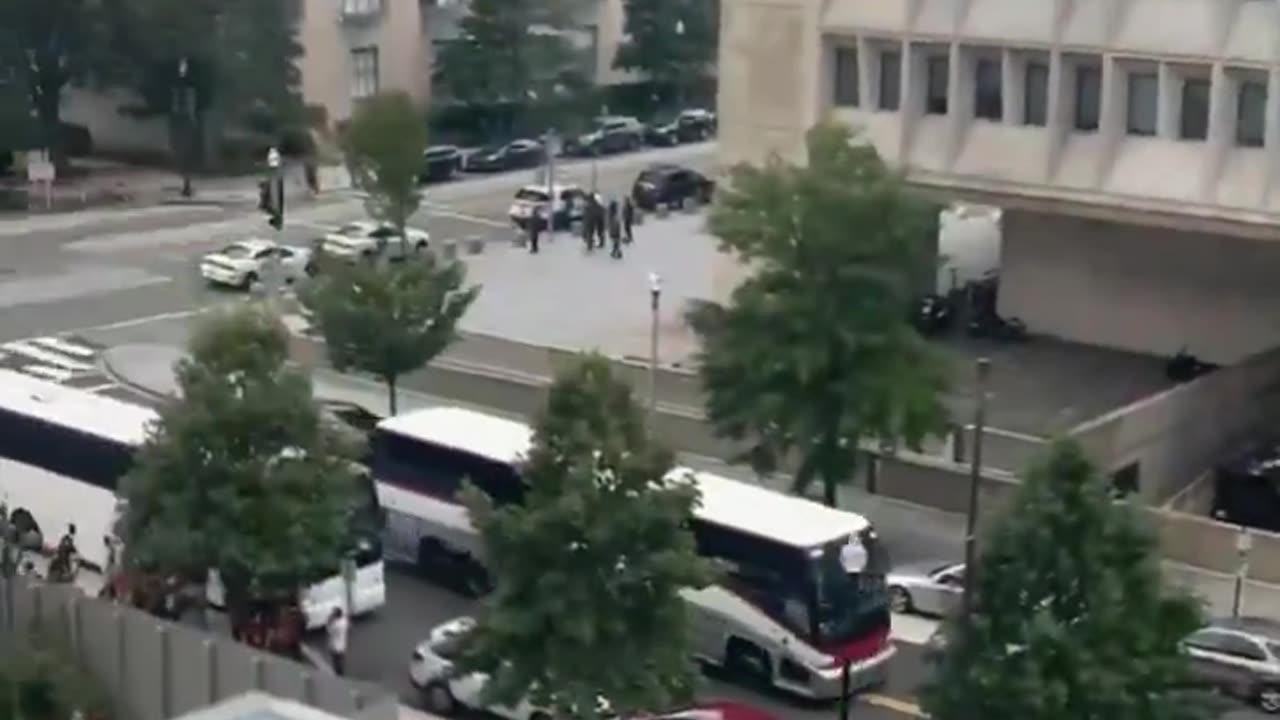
0 577 398 720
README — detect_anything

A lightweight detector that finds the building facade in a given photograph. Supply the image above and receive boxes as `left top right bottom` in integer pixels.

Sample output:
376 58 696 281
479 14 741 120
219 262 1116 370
717 0 1280 363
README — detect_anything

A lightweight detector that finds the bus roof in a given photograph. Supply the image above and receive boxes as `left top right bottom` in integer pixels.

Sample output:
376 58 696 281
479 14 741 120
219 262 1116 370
377 406 533 464
672 468 870 550
0 369 159 447
377 406 870 550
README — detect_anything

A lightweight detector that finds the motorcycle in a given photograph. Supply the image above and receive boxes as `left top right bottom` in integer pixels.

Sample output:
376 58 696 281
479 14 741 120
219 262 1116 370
911 294 955 336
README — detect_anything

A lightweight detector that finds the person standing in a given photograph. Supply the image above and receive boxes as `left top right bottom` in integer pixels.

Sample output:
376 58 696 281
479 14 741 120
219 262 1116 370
528 208 542 254
326 607 349 676
593 193 607 249
607 199 623 259
622 196 635 244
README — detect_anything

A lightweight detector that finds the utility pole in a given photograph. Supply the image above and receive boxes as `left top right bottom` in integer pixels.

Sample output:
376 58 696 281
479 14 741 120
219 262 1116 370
263 147 285 308
961 357 991 622
648 273 662 429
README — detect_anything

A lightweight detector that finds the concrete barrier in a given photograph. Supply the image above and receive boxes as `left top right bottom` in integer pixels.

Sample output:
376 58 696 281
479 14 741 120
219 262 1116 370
0 578 397 720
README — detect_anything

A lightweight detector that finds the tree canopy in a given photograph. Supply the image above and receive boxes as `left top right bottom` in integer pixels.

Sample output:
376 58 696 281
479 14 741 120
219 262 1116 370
299 257 480 415
118 305 362 611
923 440 1205 720
342 92 428 236
687 123 951 506
614 0 719 104
459 355 715 720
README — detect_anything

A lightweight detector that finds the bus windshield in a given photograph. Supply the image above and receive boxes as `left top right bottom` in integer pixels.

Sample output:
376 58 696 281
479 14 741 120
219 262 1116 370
809 529 891 652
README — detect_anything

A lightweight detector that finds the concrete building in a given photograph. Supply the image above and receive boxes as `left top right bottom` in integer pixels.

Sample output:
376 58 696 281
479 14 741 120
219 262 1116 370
717 0 1280 363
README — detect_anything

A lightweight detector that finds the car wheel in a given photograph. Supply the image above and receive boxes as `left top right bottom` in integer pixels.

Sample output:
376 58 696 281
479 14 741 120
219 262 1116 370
422 681 457 716
414 240 428 255
889 586 913 614
1259 686 1280 713
724 638 772 689
304 261 317 277
241 271 259 291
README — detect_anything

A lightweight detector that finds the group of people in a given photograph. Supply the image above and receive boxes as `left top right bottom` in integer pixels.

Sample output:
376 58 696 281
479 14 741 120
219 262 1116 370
525 192 636 259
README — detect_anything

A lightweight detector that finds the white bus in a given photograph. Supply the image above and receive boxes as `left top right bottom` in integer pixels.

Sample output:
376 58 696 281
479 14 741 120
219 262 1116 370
0 369 387 629
370 406 896 700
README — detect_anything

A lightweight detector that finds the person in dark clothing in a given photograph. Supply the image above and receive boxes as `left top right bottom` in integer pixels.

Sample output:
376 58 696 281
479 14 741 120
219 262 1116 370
593 194 607 249
582 197 598 251
607 199 623 259
622 196 635 243
527 208 542 254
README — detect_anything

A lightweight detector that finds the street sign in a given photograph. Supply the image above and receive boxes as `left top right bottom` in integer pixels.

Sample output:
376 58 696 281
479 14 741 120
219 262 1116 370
26 153 54 184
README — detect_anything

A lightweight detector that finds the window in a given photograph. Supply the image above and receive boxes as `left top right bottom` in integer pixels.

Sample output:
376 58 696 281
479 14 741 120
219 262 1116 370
925 55 949 115
833 46 859 107
1074 64 1102 131
343 0 382 14
1024 62 1048 126
879 50 901 111
350 46 380 100
1237 80 1267 147
974 57 1003 120
1180 78 1210 140
1221 635 1268 661
1126 72 1158 136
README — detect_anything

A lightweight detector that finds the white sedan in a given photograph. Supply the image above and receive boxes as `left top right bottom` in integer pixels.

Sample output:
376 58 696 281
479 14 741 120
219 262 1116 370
199 238 315 289
320 220 430 262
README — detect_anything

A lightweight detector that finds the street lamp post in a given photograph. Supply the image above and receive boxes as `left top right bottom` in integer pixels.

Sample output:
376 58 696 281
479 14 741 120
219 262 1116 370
960 357 991 622
648 273 662 429
265 146 284 304
175 59 195 198
673 20 687 107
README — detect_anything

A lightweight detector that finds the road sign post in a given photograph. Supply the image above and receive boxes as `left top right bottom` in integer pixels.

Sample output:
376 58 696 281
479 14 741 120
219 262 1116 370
1234 527 1252 618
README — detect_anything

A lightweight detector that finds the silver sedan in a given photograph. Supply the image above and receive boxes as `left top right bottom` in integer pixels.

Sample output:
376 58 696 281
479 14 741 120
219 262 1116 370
887 561 966 617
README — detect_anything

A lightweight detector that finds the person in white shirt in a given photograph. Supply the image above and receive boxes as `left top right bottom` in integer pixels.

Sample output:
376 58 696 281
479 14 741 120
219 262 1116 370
326 607 349 676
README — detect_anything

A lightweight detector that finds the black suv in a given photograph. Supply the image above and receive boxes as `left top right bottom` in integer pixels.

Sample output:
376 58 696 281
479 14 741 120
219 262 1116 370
420 145 463 183
631 164 715 211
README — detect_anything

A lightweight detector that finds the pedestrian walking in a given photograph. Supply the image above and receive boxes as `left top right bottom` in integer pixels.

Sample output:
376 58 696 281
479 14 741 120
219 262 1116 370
581 196 596 251
622 196 635 244
593 193 607 249
326 607 349 676
608 199 623 259
527 209 542 254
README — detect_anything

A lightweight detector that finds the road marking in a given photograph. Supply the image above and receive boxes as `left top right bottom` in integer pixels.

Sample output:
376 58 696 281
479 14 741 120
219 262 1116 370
421 203 510 229
82 383 120 393
30 336 97 357
2 341 95 371
20 365 76 382
862 694 928 718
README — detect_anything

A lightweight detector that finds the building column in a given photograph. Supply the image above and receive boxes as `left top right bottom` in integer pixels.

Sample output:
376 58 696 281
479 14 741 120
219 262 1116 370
899 38 923 161
1262 66 1280 201
1045 50 1067 183
1095 54 1124 188
1203 62 1233 200
856 36 875 110
1156 62 1178 140
1002 48 1022 125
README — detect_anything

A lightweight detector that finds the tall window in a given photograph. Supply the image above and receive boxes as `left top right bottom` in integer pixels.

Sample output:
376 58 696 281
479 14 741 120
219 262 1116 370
1023 61 1048 126
833 46 859 107
1237 80 1267 147
1179 78 1210 140
1126 72 1158 136
351 46 380 100
879 50 901 111
974 57 1003 120
1074 64 1102 131
925 55 949 115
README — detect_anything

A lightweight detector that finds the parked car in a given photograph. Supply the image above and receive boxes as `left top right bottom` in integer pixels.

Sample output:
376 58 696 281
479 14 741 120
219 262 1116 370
463 139 545 172
563 116 645 156
887 561 965 616
675 108 717 139
320 220 430 262
199 238 314 290
631 164 715 211
420 145 463 183
1184 619 1280 713
508 183 587 230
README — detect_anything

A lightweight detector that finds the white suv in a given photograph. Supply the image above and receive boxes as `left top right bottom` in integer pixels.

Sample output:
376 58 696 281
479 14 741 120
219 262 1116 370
508 184 586 230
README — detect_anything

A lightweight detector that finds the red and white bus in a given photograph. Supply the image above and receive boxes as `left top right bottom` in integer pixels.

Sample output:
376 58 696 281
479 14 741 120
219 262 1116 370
369 405 895 700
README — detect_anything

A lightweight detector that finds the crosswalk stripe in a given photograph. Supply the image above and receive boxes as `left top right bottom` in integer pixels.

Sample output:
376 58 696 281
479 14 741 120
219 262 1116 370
30 336 97 357
1 341 95 372
21 365 76 382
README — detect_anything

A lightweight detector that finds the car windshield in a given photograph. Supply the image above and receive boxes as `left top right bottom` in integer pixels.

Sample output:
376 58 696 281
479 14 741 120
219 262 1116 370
430 627 474 661
515 189 549 202
476 145 502 156
637 169 668 184
425 147 455 159
335 224 367 236
219 244 254 259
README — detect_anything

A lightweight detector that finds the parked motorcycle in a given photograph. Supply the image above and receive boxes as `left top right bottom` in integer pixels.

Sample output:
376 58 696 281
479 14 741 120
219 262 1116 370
1165 348 1217 383
911 294 955 336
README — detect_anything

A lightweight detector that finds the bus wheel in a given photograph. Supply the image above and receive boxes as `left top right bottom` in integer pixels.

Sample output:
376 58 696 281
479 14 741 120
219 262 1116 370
888 586 913 614
725 638 772 688
422 681 457 716
461 561 492 598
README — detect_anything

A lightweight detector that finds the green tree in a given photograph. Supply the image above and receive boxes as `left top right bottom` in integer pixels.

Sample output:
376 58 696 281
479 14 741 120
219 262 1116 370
923 440 1205 720
0 0 112 162
118 305 361 635
299 258 480 415
109 0 306 169
457 356 715 720
687 123 950 507
615 0 719 107
342 92 428 244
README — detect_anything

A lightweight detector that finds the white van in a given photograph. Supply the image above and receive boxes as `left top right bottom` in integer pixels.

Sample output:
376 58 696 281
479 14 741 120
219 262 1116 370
507 183 586 230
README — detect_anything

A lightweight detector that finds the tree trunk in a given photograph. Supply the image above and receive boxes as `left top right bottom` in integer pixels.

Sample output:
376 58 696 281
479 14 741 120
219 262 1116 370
31 66 66 169
386 375 398 415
